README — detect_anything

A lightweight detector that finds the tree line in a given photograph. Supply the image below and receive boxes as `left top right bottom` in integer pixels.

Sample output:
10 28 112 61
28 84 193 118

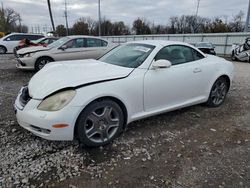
56 11 245 36
0 7 28 34
0 6 245 36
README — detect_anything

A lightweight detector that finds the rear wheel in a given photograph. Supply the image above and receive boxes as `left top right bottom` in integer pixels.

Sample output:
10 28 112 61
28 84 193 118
76 99 124 147
206 77 229 107
35 57 53 71
0 46 7 54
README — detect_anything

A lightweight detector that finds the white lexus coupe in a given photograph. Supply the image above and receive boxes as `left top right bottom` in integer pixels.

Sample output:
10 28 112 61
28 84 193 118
15 40 234 147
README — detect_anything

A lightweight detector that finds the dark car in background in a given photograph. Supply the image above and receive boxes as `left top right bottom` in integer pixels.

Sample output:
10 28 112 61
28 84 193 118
194 42 216 55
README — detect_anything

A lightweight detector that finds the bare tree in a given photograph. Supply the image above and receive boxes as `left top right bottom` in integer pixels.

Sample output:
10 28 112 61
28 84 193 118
0 7 25 32
72 17 89 35
56 24 66 36
86 17 97 35
132 18 151 35
228 11 244 32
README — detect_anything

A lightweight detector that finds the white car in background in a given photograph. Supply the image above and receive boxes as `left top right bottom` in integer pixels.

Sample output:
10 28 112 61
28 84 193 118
0 33 44 54
14 40 234 147
16 35 115 71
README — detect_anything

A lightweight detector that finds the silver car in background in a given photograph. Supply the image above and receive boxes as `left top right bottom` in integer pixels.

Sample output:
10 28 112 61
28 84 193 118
16 35 115 71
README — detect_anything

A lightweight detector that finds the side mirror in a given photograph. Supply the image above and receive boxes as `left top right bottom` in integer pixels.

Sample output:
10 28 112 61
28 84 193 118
152 59 172 69
59 45 67 50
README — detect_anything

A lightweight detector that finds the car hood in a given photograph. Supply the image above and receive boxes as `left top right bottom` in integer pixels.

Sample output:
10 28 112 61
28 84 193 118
17 46 50 55
28 59 133 99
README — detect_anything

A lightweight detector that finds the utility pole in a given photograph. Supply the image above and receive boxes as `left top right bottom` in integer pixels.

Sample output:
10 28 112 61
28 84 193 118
245 0 250 32
192 0 201 33
195 0 201 18
47 0 55 32
18 18 22 33
64 0 69 35
98 0 101 36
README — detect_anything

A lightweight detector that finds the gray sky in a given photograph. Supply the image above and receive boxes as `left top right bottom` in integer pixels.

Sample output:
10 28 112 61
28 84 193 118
2 0 248 30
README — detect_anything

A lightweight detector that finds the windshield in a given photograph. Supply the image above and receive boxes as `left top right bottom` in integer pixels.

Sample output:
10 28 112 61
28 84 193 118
33 37 45 44
99 43 155 68
47 37 69 48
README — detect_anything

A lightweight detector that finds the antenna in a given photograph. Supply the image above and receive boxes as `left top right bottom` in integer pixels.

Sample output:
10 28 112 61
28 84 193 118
64 0 69 35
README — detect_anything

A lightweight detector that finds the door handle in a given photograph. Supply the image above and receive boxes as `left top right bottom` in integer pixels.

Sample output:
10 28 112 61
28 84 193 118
193 68 202 73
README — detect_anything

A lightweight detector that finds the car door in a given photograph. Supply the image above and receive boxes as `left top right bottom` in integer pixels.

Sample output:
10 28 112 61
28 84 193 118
52 38 86 61
3 34 23 52
144 45 206 112
81 38 109 59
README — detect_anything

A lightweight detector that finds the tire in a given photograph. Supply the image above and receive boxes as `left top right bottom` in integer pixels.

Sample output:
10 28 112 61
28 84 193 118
13 46 19 57
76 99 124 147
231 51 236 61
0 46 7 54
35 57 53 71
206 77 229 107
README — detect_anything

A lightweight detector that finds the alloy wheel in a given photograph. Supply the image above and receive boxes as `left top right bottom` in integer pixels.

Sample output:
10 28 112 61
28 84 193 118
84 105 120 144
210 80 227 105
38 59 51 70
0 47 6 54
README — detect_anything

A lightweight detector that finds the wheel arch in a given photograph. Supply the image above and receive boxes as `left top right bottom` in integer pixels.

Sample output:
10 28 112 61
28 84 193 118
206 74 231 100
74 96 128 139
218 74 231 92
35 56 55 71
35 56 55 64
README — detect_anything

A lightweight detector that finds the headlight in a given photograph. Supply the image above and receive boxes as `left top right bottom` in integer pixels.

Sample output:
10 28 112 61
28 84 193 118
24 52 35 57
37 90 76 111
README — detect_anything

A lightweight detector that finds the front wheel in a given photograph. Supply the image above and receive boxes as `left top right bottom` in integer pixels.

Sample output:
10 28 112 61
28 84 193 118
76 99 124 147
206 77 229 107
35 57 53 71
0 46 6 54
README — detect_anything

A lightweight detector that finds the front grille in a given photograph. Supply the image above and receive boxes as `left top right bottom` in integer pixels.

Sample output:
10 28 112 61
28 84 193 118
19 86 31 107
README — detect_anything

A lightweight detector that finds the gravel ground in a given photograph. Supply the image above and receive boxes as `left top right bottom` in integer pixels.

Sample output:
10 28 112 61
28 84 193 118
0 54 250 188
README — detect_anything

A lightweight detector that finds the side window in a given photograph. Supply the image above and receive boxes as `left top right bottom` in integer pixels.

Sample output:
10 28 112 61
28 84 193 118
101 40 108 47
40 39 49 44
49 39 57 44
155 45 201 65
16 35 27 40
192 49 205 61
27 35 43 40
4 35 23 41
4 35 16 41
86 38 106 47
64 38 84 48
182 47 194 62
